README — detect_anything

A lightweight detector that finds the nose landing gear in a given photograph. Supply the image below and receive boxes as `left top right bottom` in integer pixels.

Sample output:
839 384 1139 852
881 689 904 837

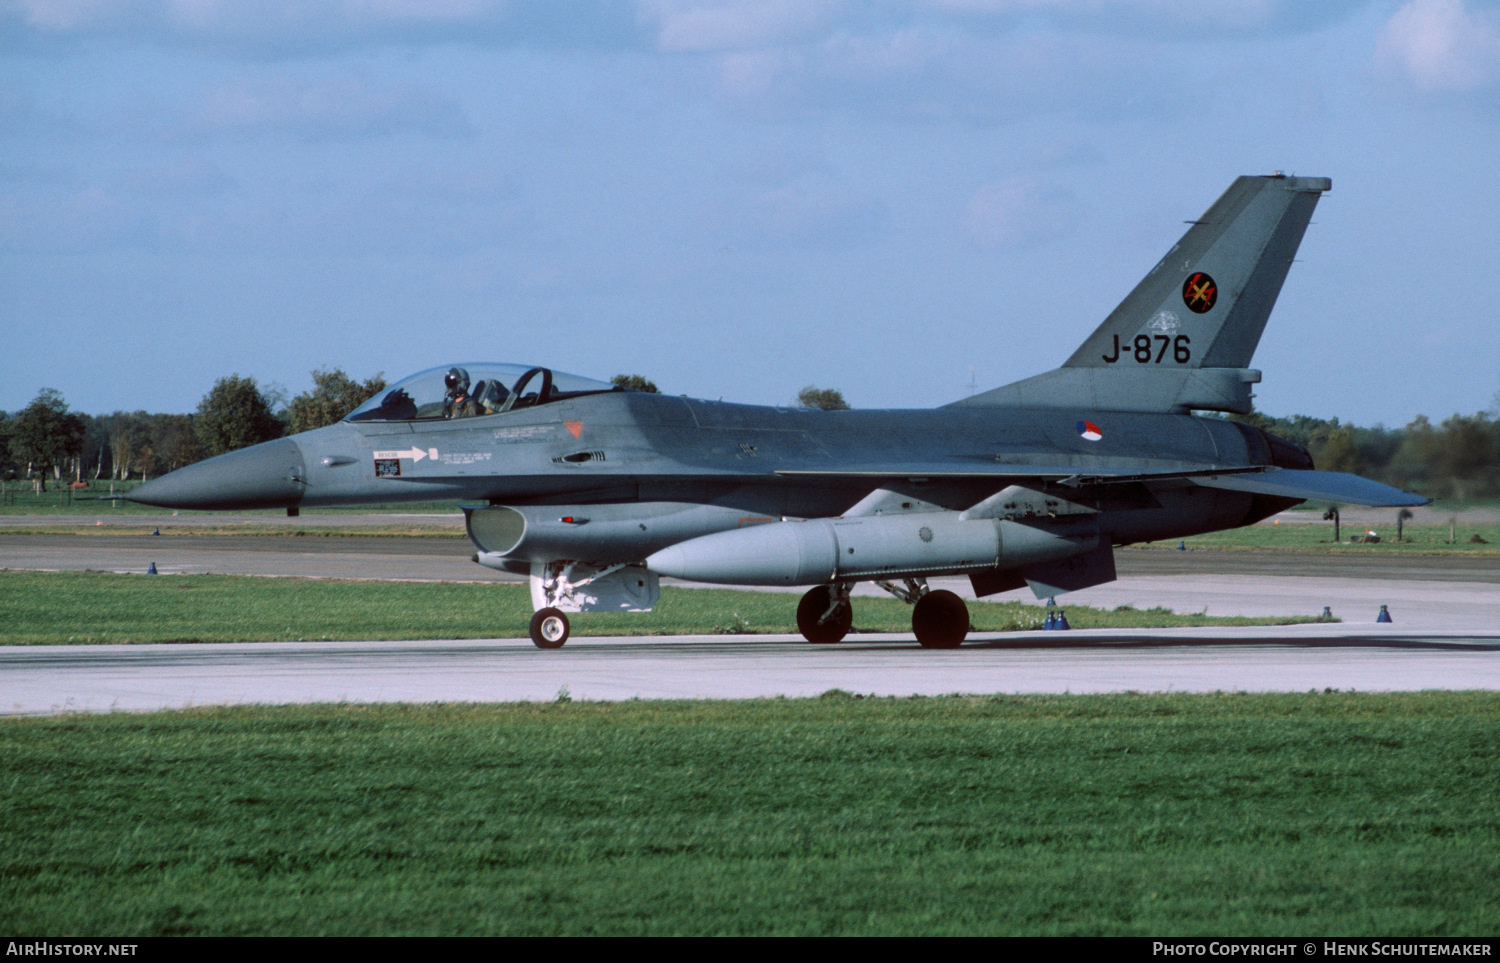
529 608 570 648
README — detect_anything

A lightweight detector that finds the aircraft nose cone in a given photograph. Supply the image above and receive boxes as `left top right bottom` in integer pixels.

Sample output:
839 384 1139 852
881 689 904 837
128 437 307 510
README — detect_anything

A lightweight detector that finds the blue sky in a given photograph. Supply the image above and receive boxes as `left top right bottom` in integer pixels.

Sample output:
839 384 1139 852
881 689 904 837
3 0 1497 428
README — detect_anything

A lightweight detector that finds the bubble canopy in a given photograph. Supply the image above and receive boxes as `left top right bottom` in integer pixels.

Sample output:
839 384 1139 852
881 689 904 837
345 364 618 422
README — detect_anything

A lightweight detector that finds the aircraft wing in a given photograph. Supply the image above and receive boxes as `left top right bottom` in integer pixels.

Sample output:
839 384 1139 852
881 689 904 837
775 465 1426 507
773 464 1257 481
1188 469 1428 507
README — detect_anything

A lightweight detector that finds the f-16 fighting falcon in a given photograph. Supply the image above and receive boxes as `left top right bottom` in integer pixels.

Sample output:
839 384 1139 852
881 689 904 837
129 174 1425 648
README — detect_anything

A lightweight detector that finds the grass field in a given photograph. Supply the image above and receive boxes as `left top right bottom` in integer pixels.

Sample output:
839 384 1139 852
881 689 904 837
0 571 1327 645
1156 522 1500 555
2 693 1497 936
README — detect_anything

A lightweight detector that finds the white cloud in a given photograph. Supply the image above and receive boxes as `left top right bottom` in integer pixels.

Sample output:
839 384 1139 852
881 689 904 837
713 184 887 249
638 0 847 52
0 186 156 252
0 0 642 54
2 0 507 33
186 75 474 141
936 0 1267 21
1375 0 1500 92
1 0 144 31
119 156 235 197
2 0 1358 53
159 0 505 33
965 177 1073 249
943 0 1372 33
714 24 1182 125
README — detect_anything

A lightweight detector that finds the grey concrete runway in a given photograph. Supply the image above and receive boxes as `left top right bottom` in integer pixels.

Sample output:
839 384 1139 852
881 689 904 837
4 627 1498 716
4 516 1499 714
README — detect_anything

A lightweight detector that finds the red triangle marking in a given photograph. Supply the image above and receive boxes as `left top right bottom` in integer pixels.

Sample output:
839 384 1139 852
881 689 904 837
564 421 583 438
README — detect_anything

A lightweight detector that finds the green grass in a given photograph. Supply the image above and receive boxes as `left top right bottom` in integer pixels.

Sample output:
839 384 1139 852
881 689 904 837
1277 497 1500 514
2 694 1497 935
1147 523 1500 555
0 571 1328 645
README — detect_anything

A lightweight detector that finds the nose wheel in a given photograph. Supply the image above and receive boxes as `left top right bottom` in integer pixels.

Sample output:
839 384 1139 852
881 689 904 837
529 607 570 648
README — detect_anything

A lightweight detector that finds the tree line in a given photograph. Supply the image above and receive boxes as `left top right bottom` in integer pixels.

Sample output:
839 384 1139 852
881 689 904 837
1228 407 1500 501
0 369 386 490
3 367 1496 501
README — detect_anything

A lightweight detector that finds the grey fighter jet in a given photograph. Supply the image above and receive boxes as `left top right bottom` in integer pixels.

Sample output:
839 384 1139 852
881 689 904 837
129 174 1424 648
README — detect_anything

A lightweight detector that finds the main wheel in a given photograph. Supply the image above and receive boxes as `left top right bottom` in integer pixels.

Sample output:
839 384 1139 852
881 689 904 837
797 586 852 644
912 590 968 649
529 607 570 649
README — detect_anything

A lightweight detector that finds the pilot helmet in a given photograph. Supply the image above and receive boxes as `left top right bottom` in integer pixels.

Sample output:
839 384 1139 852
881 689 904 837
444 367 471 395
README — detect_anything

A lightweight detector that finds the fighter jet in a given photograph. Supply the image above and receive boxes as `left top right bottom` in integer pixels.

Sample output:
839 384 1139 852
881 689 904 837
128 174 1424 648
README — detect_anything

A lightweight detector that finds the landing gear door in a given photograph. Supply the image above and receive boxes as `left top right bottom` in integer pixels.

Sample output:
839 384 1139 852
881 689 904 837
530 561 661 613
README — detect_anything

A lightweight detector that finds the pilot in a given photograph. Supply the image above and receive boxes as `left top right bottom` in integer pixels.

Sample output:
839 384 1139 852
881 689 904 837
443 367 471 419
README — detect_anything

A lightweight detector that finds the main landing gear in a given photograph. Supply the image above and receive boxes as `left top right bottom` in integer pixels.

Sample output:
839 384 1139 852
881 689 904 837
795 580 971 649
796 584 853 644
910 589 968 649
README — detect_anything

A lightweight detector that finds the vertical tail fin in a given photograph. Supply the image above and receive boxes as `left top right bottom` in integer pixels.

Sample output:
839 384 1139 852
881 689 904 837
956 174 1331 414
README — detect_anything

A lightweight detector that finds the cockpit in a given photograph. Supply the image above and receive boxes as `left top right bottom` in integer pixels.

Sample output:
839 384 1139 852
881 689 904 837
345 364 619 423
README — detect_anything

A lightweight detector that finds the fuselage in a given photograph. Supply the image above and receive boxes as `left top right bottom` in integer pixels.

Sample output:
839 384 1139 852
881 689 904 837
129 385 1308 563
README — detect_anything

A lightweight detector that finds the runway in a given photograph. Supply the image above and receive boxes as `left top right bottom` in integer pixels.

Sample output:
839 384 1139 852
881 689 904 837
3 517 1498 714
4 628 1497 716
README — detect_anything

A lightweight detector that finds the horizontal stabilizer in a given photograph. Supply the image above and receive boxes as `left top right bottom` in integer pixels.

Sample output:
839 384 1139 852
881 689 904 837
1191 469 1427 508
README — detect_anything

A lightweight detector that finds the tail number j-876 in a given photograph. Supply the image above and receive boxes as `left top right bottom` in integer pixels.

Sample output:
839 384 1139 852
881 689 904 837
1103 334 1191 364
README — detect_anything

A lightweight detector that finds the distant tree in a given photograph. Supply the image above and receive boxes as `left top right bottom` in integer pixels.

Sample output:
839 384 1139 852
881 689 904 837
152 414 204 472
195 375 285 457
1349 424 1401 480
1385 414 1438 493
1311 425 1362 475
287 368 388 433
98 411 205 480
0 410 15 480
101 412 147 481
9 388 86 491
797 385 850 410
1432 412 1496 500
79 414 111 480
610 374 660 394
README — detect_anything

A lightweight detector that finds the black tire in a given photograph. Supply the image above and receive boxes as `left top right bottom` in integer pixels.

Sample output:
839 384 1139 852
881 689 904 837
796 586 852 644
529 607 570 649
912 590 968 649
